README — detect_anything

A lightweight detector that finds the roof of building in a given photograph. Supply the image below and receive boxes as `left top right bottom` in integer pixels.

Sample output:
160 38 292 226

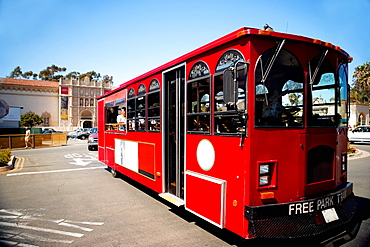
0 78 59 88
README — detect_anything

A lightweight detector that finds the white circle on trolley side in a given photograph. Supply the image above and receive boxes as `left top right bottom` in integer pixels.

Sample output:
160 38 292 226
196 139 215 171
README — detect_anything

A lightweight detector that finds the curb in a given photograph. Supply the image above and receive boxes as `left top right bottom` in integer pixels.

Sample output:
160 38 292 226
0 155 16 172
348 149 370 160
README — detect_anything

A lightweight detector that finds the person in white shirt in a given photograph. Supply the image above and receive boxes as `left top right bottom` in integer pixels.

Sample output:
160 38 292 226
25 127 31 148
116 108 126 131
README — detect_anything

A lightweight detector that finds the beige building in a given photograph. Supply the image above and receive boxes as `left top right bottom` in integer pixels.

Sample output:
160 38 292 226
349 103 370 127
0 77 112 130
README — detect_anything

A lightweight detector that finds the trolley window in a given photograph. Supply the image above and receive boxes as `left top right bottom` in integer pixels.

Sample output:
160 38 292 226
104 89 127 131
136 84 146 131
255 48 304 128
187 61 211 134
214 50 247 135
338 64 349 127
127 88 136 131
308 56 337 127
148 79 161 132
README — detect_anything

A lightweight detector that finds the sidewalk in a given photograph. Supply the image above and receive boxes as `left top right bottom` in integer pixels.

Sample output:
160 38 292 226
348 148 370 160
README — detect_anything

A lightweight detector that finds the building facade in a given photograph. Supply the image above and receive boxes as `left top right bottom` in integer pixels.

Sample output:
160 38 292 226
349 103 370 127
59 77 112 129
0 77 112 130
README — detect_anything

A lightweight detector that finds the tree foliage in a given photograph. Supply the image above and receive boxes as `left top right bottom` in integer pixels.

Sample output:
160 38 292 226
22 71 38 80
351 62 370 105
352 62 370 89
9 66 23 78
20 112 43 128
79 71 100 81
39 64 67 81
8 65 113 84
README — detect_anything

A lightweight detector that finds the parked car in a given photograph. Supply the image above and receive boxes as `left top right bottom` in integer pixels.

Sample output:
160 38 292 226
42 128 62 134
87 127 98 151
348 125 370 143
67 128 91 140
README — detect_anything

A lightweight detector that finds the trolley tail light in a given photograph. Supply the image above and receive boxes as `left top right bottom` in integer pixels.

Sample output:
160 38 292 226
259 164 271 186
258 161 277 188
341 152 347 172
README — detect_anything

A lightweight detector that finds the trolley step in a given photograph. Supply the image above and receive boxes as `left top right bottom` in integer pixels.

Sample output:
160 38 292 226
159 193 184 207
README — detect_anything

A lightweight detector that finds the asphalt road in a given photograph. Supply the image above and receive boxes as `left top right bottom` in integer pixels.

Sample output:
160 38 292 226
0 140 369 246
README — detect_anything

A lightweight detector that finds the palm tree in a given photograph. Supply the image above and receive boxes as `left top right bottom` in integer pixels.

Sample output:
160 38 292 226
351 62 370 105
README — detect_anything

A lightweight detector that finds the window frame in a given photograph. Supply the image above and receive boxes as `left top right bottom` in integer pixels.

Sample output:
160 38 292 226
148 79 161 132
187 74 211 135
136 84 147 132
127 88 136 131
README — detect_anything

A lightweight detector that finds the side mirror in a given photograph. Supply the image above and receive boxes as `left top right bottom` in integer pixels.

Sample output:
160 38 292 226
223 61 249 106
223 68 237 104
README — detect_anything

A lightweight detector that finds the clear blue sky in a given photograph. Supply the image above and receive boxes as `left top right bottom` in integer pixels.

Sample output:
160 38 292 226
0 0 369 87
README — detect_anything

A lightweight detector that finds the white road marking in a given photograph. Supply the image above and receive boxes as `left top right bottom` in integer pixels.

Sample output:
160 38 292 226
64 153 98 166
0 209 24 216
69 158 93 166
58 222 93 232
0 209 104 246
64 219 104 226
0 221 84 237
0 239 39 247
6 166 105 176
0 215 19 219
0 209 104 226
1 229 74 244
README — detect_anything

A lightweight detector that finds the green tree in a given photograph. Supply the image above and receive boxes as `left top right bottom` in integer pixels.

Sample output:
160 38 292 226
66 71 80 80
352 62 370 90
20 112 43 128
9 66 23 78
101 74 114 85
79 71 101 81
22 71 38 80
351 62 370 105
39 64 67 81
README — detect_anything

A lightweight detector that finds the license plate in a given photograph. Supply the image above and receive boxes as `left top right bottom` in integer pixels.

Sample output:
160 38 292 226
322 208 339 223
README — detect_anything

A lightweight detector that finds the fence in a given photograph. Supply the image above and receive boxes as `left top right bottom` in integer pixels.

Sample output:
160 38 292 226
0 133 67 149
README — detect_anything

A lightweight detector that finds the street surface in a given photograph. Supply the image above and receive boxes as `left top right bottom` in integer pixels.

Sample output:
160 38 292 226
0 140 369 246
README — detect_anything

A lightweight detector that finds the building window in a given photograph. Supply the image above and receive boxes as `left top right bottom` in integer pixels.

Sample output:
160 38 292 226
44 117 50 125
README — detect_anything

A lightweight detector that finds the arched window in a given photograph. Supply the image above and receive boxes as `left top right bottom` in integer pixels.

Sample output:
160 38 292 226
308 56 336 127
148 79 160 132
136 84 146 131
255 48 304 127
214 50 247 135
216 50 245 72
338 64 349 126
189 61 210 79
127 88 136 130
187 61 211 134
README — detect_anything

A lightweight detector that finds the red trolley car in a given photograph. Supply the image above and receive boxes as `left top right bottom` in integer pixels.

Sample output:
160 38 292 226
97 27 358 241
